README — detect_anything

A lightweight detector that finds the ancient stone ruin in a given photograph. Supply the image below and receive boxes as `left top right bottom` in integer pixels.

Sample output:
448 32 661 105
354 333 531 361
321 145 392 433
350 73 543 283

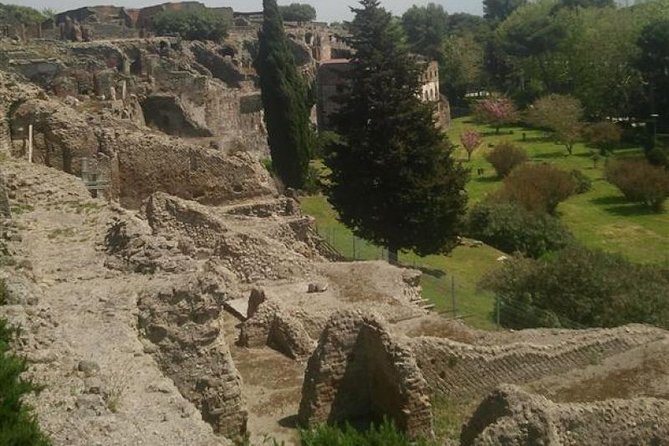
0 3 668 445
298 311 434 440
461 385 669 445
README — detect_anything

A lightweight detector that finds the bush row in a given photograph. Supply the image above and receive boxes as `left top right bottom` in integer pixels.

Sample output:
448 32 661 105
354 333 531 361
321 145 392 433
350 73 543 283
481 246 669 330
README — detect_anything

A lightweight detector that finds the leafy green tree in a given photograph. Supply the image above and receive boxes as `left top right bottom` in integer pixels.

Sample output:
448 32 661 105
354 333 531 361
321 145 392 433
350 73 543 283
440 34 485 106
558 0 615 9
0 4 45 25
481 246 669 329
637 19 669 130
255 0 312 189
279 3 317 22
484 0 528 22
526 94 583 155
153 8 230 42
401 3 449 59
467 202 574 258
326 0 468 264
446 13 491 39
496 0 567 97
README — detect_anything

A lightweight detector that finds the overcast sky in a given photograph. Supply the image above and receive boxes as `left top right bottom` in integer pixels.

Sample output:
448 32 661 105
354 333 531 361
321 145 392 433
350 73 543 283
10 0 483 22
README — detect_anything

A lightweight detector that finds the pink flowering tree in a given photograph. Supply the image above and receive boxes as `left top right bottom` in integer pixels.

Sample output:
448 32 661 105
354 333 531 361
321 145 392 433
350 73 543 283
474 95 518 134
460 129 483 161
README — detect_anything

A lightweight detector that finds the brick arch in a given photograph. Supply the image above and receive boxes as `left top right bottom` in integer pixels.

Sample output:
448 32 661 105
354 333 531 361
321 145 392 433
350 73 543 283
298 311 433 439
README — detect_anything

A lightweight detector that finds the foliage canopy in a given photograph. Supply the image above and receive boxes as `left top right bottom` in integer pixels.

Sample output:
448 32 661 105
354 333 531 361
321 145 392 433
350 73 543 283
255 0 312 189
153 8 230 42
325 0 468 260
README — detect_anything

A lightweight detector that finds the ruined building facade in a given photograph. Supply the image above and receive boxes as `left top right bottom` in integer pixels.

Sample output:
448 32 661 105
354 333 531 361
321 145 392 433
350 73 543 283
316 58 451 131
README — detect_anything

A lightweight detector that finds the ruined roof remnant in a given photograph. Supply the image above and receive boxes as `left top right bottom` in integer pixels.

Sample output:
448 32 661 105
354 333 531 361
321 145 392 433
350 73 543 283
298 311 434 440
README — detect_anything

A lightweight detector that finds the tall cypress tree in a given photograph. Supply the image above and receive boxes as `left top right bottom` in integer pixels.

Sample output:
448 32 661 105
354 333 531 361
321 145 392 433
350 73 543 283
255 0 311 189
326 0 469 263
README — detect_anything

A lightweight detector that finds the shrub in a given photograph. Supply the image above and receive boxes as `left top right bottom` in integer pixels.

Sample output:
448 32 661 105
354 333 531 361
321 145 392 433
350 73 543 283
496 163 576 214
605 160 669 211
570 169 592 194
646 146 669 168
303 165 322 195
300 418 428 446
153 8 230 42
481 246 669 329
467 202 574 258
484 142 528 178
0 318 51 445
584 121 623 155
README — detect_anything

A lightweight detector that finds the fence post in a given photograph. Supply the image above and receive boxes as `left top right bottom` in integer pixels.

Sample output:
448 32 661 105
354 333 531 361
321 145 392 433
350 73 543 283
496 297 501 328
451 276 457 317
27 124 33 163
352 235 356 260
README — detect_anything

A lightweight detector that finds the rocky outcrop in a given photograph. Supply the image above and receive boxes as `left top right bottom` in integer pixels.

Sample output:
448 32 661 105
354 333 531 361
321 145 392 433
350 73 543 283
410 325 666 399
138 274 248 439
461 385 669 446
112 133 275 208
298 311 434 440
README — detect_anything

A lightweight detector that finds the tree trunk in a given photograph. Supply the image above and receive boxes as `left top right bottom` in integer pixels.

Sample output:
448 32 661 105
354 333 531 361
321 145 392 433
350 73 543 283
388 244 399 265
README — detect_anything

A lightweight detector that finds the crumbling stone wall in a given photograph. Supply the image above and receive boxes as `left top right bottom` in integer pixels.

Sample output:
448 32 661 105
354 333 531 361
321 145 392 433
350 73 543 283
11 99 98 175
0 108 10 154
298 311 434 440
138 276 248 438
238 289 315 359
107 192 322 282
411 325 665 399
461 385 669 446
112 134 275 208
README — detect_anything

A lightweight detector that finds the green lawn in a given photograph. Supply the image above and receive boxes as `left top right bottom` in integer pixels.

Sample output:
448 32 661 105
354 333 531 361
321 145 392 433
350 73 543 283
300 117 669 331
448 117 669 265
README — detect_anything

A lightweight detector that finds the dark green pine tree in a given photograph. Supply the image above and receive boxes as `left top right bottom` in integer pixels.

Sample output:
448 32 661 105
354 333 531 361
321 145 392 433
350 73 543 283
326 0 469 263
255 0 311 189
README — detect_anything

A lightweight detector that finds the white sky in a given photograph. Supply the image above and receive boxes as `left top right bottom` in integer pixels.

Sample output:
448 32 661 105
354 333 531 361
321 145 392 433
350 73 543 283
9 0 483 23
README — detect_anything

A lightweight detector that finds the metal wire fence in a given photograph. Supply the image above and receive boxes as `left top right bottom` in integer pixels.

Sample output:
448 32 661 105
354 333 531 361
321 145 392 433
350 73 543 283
312 223 591 331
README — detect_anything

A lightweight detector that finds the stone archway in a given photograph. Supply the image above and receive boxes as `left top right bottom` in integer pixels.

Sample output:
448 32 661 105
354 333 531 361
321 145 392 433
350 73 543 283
298 311 433 439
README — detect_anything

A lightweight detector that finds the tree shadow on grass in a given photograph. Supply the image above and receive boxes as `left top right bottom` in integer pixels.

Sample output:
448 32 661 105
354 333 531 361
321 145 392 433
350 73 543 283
590 195 660 217
533 150 569 160
590 195 628 206
399 263 446 278
474 175 500 184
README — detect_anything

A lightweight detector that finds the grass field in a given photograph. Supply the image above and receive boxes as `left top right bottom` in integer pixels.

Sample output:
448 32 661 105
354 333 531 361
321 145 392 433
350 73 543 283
449 117 669 265
300 117 669 331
